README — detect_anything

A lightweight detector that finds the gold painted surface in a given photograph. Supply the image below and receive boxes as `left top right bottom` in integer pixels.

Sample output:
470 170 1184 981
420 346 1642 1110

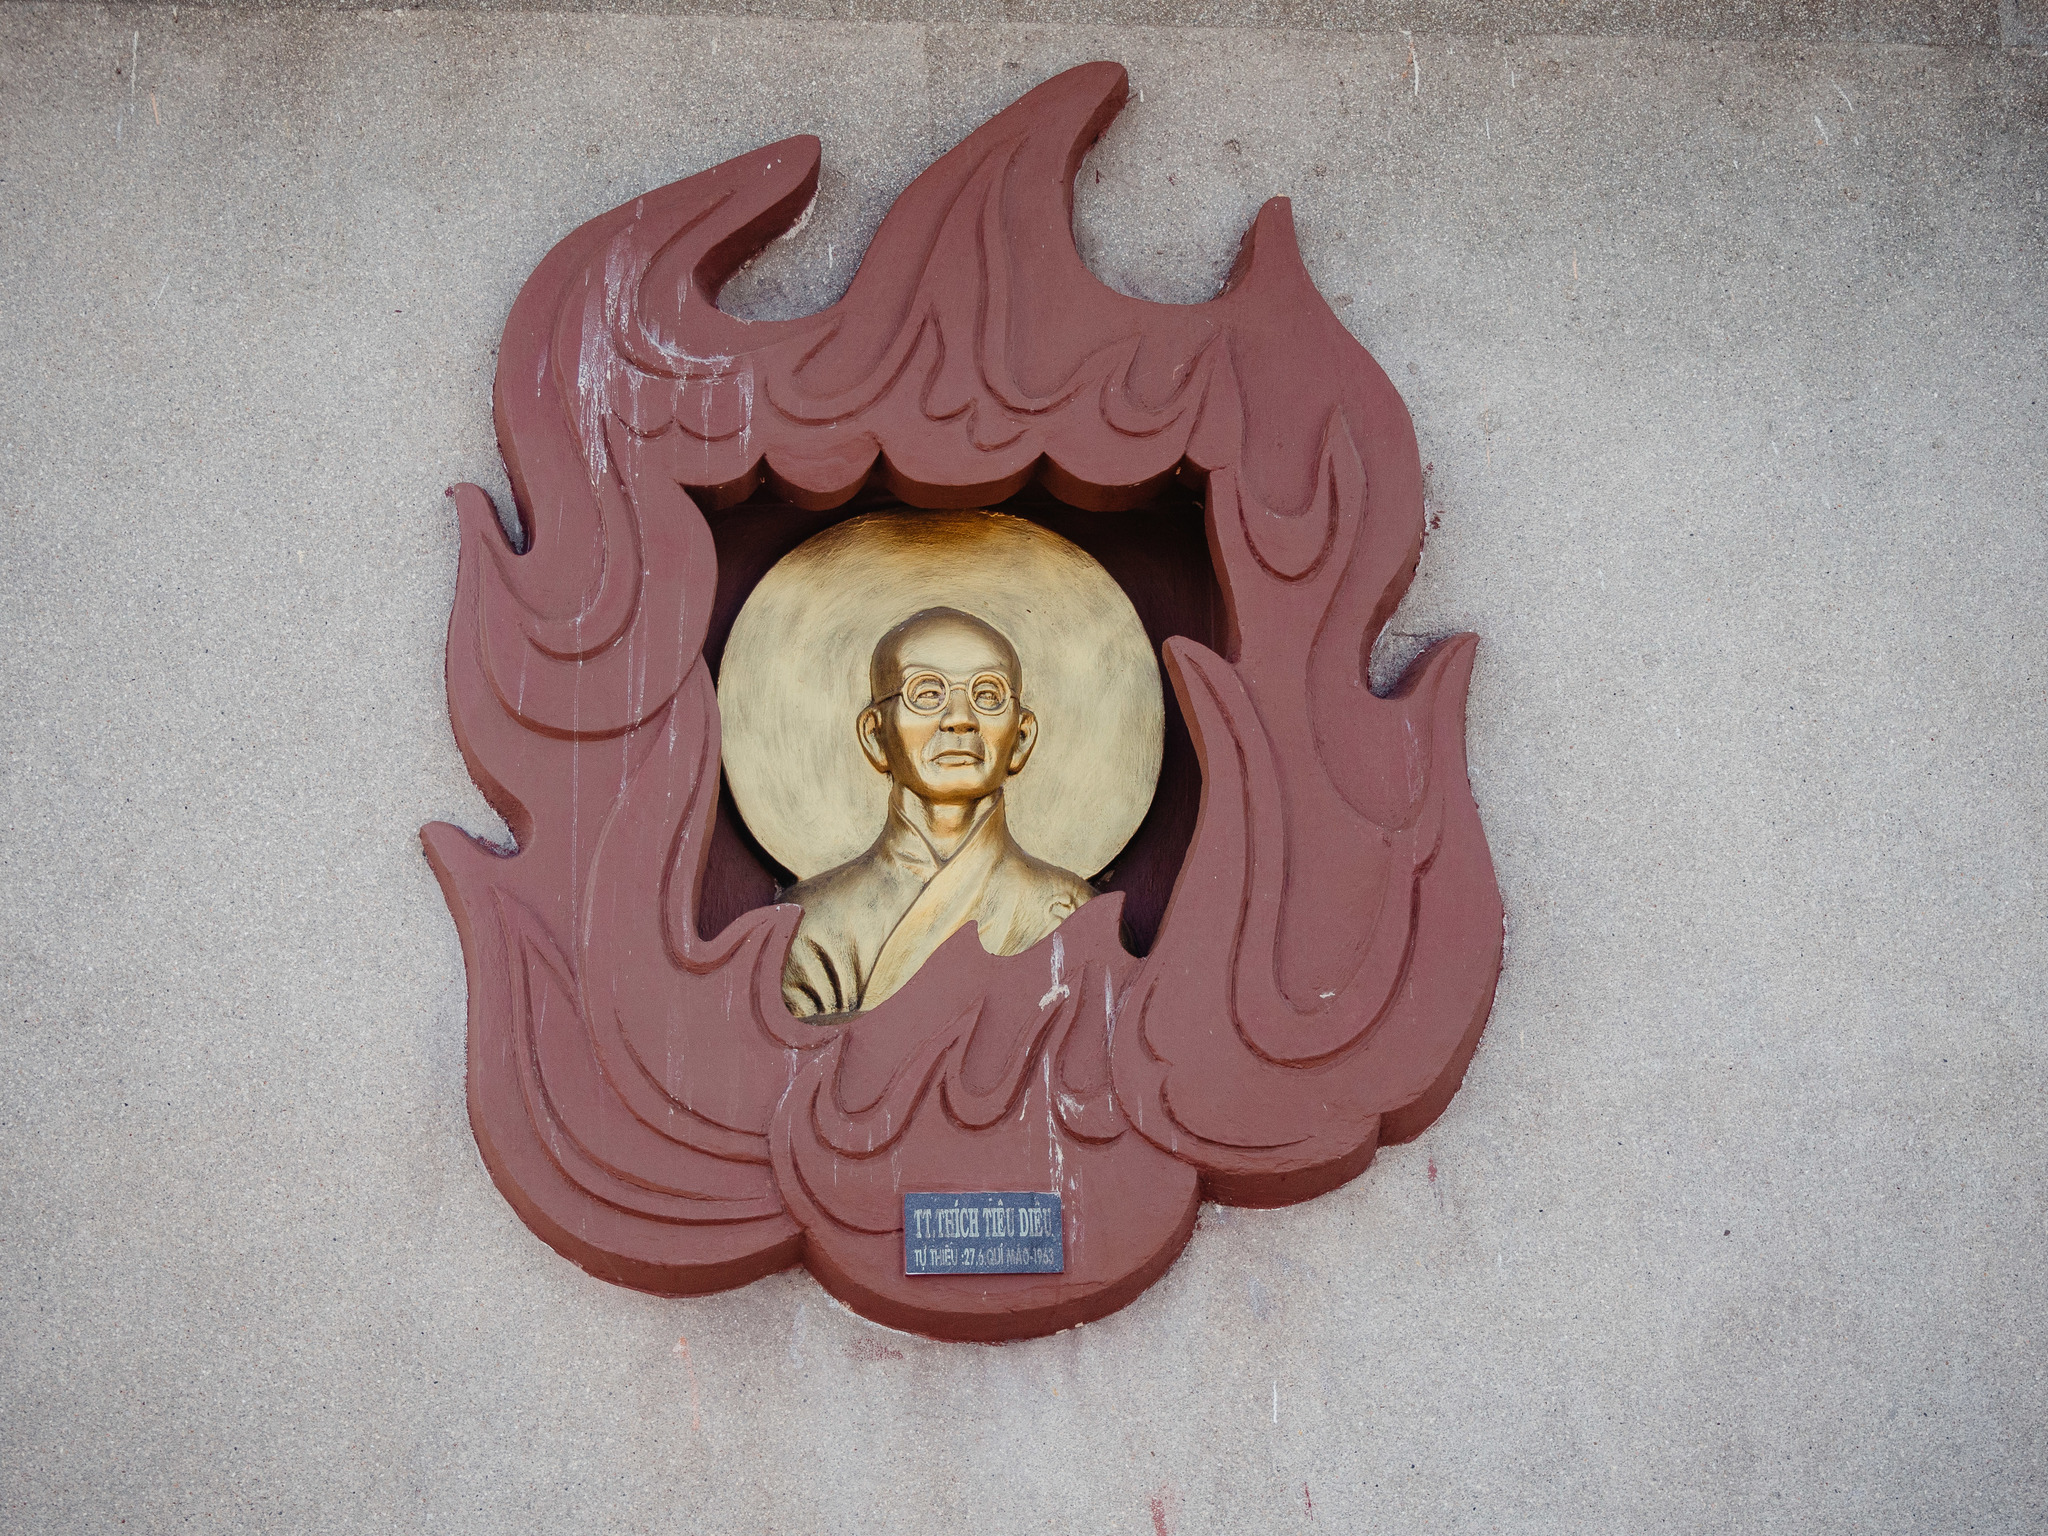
775 608 1099 1016
719 512 1165 1006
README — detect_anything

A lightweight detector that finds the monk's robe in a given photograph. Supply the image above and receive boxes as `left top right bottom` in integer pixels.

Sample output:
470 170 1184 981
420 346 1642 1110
780 788 1094 1018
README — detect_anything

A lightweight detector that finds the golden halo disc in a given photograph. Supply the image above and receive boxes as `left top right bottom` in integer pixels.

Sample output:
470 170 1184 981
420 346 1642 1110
717 510 1165 883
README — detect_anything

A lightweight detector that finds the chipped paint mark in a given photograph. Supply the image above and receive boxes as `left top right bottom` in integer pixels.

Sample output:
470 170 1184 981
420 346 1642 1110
1149 1486 1179 1536
1247 1275 1274 1321
845 1334 904 1363
778 191 818 242
671 1335 704 1430
787 1301 811 1368
1304 1483 1315 1518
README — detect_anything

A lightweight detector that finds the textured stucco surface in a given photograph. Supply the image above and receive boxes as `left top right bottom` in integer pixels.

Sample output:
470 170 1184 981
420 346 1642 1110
2 6 2044 1532
33 0 2033 48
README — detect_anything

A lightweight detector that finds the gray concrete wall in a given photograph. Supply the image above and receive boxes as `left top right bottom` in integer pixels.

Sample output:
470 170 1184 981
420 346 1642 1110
2 5 2043 1532
40 0 2039 46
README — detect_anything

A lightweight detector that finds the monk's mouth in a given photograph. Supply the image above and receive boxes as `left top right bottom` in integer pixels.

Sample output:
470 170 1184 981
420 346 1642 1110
927 747 985 766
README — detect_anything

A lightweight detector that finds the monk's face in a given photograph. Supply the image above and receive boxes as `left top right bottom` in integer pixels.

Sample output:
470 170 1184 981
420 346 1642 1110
859 611 1036 805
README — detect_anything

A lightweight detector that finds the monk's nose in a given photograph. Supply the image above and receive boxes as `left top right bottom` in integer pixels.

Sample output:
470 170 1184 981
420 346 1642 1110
939 687 978 731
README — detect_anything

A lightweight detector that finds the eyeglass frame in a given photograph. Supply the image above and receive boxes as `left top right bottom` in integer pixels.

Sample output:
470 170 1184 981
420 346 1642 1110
869 669 1019 719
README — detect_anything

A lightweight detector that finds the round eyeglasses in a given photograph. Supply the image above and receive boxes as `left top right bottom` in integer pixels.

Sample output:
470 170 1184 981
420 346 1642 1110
878 670 1014 717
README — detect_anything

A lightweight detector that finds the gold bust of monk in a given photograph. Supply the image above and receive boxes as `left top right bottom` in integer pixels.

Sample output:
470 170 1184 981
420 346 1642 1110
780 607 1095 1018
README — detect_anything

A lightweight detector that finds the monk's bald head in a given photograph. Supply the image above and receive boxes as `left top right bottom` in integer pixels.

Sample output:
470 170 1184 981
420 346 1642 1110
870 608 1022 701
859 607 1038 803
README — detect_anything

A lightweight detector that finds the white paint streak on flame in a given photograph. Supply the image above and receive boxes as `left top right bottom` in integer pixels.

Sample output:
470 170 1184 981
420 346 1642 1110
1038 933 1070 1010
575 240 627 483
1045 1053 1064 1198
737 365 756 458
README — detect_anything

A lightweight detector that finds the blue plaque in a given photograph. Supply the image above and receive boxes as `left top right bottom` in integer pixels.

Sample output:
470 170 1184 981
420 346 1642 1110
903 1192 1064 1275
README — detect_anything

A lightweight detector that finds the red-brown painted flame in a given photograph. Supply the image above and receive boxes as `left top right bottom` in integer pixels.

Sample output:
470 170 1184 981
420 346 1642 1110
421 63 1503 1340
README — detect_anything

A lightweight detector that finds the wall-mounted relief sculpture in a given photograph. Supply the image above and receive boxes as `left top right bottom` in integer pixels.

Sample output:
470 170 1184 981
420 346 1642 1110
422 62 1503 1341
723 511 1164 1019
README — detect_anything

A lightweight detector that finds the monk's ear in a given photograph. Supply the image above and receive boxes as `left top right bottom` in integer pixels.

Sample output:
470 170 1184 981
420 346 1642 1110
1008 709 1039 775
857 705 891 775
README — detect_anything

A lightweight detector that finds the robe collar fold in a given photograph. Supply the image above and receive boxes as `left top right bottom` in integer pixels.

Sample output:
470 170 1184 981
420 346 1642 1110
862 788 1013 1008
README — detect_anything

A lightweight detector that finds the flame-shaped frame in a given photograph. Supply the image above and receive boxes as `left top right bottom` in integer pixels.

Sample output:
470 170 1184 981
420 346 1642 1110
421 63 1503 1342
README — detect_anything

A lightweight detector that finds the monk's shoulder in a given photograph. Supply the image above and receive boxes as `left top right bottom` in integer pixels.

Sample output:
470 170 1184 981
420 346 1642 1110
784 852 908 918
781 860 859 914
1007 846 1096 916
780 857 905 1018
